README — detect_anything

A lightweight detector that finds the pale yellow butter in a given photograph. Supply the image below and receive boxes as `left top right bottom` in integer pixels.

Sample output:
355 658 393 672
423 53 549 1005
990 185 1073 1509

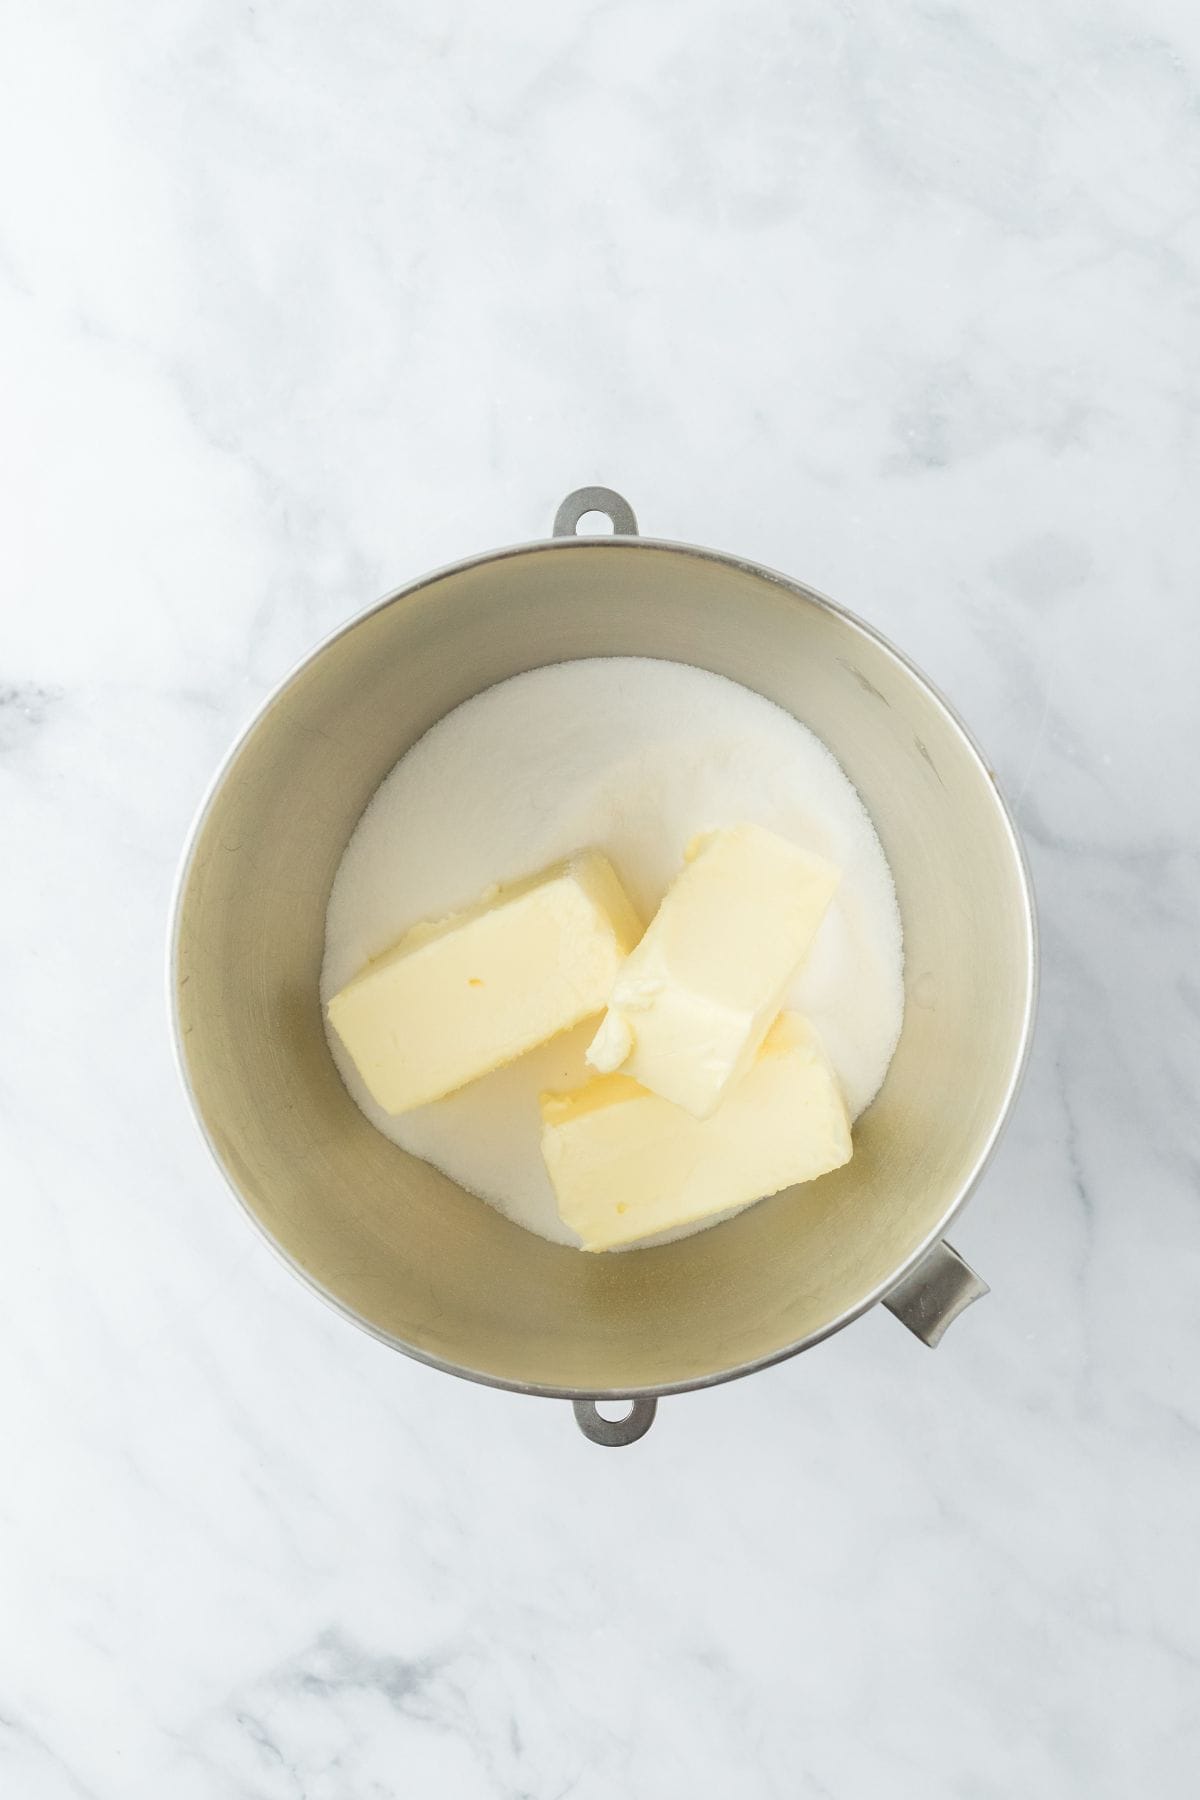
543 1012 852 1251
585 823 840 1118
327 851 641 1114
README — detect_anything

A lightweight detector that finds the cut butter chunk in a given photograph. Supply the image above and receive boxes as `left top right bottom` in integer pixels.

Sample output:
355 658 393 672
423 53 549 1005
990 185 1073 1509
327 850 641 1114
586 822 840 1118
544 1013 852 1251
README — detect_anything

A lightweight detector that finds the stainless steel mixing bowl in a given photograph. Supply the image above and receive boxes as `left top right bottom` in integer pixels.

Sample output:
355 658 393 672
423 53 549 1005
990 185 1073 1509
172 486 1037 1446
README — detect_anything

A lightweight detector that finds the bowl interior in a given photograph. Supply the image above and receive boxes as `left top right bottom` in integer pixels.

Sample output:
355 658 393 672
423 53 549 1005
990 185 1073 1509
175 540 1033 1395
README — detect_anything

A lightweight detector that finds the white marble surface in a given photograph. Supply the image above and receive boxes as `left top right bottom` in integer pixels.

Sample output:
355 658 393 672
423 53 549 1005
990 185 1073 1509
2 1 1198 1793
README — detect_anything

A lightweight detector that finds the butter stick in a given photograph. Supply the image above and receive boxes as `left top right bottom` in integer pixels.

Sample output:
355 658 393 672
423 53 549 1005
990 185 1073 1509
328 851 641 1113
545 1012 852 1251
587 823 840 1118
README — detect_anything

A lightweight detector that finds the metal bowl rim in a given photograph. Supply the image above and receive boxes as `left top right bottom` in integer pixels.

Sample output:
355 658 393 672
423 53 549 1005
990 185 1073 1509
168 531 1039 1402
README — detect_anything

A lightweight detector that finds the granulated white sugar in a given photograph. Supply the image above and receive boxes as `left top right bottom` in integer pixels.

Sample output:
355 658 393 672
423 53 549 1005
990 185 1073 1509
321 657 904 1248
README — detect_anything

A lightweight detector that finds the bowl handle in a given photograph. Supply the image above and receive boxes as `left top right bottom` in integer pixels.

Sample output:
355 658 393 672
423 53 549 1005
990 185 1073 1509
553 486 639 538
572 1397 658 1446
570 1242 984 1441
882 1239 989 1346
